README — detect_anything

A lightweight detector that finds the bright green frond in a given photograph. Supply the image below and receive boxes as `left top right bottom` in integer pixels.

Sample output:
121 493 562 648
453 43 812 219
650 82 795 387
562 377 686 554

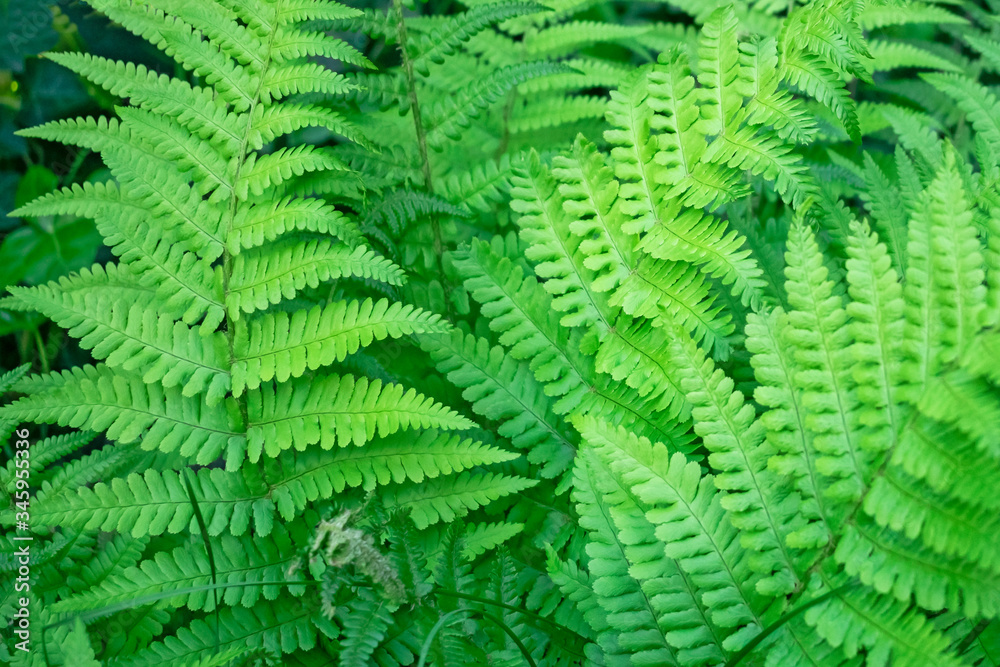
228 242 404 318
578 416 770 654
245 373 473 460
232 298 448 395
381 471 538 529
0 365 245 466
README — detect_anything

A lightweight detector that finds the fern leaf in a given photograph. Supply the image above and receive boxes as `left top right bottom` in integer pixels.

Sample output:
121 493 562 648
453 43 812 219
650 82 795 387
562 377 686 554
261 61 355 100
7 285 231 403
584 447 730 666
30 443 149 506
236 145 347 199
228 242 404 318
923 72 1000 157
426 61 572 149
805 575 969 667
232 298 448 395
271 28 372 68
249 103 367 151
901 150 985 398
228 196 360 254
696 6 742 138
64 533 148 595
269 431 515 520
32 466 265 538
114 601 331 666
53 529 301 613
245 373 473 460
867 40 961 73
546 547 623 666
844 219 905 458
746 308 833 553
859 154 908 271
88 0 258 110
740 36 818 144
10 185 225 326
640 206 768 312
339 589 398 666
420 330 577 480
781 51 859 142
381 471 537 529
462 521 525 559
855 2 965 30
40 51 243 150
0 365 245 465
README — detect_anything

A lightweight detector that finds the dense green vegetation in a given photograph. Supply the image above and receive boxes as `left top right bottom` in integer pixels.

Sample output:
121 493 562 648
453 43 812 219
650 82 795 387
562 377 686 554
1 0 999 664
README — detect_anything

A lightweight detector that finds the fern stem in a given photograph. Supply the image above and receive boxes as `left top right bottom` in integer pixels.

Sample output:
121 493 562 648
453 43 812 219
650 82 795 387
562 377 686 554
184 470 220 653
32 327 49 375
391 0 435 196
495 89 518 160
391 0 450 309
431 587 588 645
955 619 992 656
725 582 858 667
218 2 284 479
417 609 538 667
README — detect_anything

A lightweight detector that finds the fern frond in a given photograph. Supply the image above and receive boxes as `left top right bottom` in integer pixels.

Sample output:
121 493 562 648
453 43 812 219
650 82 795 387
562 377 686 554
32 466 265 538
339 588 398 666
64 532 148 595
900 150 985 399
746 308 833 552
229 196 360 254
523 21 651 59
783 221 869 516
740 36 818 144
922 72 1000 158
570 452 681 666
583 446 730 666
867 40 961 73
844 219 905 454
237 145 347 199
39 51 242 150
781 51 859 142
409 2 545 75
805 574 970 667
855 2 965 30
426 61 572 149
696 6 743 138
664 327 803 596
53 529 301 613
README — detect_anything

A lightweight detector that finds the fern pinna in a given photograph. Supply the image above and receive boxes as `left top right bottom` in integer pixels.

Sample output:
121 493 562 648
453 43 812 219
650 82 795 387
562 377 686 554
0 0 538 663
